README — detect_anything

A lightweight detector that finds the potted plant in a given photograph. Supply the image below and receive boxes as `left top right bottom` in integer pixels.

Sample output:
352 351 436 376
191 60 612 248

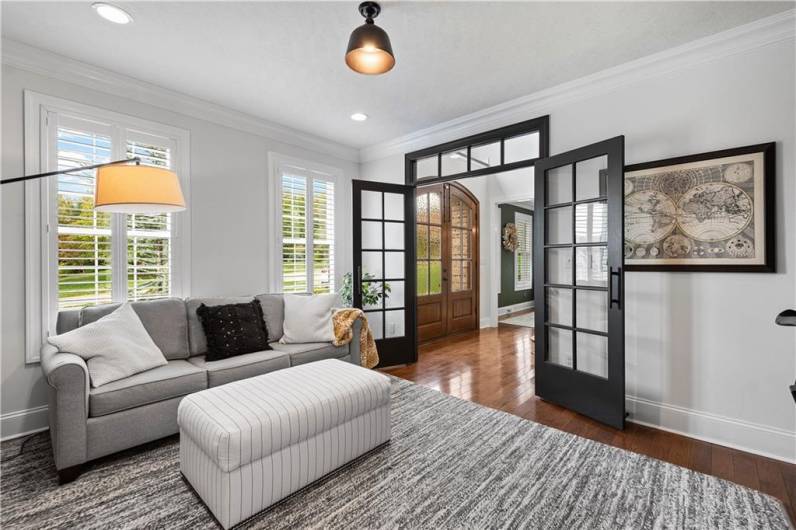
339 272 391 307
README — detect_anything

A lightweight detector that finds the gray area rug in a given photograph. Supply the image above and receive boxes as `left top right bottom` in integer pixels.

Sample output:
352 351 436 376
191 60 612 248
1 378 790 529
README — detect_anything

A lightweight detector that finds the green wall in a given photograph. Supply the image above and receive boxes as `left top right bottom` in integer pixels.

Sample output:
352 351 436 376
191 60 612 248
498 204 534 308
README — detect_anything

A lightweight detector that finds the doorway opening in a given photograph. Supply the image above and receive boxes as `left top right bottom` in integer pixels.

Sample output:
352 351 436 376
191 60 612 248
497 200 535 330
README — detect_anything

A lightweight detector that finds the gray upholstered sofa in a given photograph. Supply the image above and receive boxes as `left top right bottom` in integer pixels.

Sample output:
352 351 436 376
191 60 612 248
40 294 362 483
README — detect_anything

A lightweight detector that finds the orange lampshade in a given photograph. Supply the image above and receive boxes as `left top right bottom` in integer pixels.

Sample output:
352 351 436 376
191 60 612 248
94 165 185 213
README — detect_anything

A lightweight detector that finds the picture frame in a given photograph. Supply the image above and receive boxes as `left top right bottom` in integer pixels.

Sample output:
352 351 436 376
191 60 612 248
624 142 775 272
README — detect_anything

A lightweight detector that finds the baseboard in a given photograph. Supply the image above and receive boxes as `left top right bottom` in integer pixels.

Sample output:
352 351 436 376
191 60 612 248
480 317 494 329
497 301 534 317
626 395 796 464
2 394 792 463
1 405 49 441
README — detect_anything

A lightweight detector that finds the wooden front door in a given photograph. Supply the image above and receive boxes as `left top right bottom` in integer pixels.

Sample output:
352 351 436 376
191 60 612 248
416 182 479 342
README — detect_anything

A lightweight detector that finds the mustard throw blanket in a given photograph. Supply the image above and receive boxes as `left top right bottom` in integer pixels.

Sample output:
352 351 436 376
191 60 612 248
332 308 379 369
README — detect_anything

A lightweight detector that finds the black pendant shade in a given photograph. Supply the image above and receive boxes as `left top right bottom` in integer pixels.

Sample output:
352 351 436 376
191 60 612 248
345 1 395 75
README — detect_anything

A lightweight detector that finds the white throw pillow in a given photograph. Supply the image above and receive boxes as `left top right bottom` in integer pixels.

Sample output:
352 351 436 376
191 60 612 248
280 293 338 344
48 303 167 387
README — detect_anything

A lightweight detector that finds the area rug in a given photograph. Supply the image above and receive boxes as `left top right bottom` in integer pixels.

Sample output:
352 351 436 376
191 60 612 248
501 311 534 328
1 379 790 529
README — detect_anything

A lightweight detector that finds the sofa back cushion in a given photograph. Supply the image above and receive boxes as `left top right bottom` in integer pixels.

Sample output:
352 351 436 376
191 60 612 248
79 298 190 360
254 294 284 341
185 297 253 356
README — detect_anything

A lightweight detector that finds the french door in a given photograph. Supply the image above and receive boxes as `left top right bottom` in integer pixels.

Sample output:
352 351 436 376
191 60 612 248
416 182 479 343
352 180 416 366
533 136 626 429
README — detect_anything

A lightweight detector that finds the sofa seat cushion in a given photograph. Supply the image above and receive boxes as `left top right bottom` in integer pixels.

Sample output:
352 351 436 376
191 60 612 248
89 360 206 417
269 341 348 366
188 350 290 387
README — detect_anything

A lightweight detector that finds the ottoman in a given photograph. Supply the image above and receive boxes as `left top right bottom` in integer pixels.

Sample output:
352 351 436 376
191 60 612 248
177 359 391 528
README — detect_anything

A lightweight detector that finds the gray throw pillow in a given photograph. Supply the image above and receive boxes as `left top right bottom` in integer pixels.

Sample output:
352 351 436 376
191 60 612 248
48 303 167 387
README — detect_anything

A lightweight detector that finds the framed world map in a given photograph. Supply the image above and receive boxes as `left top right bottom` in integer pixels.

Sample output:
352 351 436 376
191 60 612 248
624 143 775 272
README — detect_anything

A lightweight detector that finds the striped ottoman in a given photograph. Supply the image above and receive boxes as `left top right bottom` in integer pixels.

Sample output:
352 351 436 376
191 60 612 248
178 359 391 528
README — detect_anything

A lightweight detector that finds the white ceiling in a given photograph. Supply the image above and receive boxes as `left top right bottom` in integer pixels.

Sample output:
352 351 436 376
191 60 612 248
2 2 791 149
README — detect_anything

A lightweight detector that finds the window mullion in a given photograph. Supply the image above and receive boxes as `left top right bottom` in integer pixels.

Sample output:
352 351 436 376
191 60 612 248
112 125 128 303
306 175 314 294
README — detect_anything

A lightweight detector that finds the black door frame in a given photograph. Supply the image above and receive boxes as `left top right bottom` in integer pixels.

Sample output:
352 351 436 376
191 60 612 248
533 135 626 429
352 179 417 367
396 116 550 363
404 116 550 186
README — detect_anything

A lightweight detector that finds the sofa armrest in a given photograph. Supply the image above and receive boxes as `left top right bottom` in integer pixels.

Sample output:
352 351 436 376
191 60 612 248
348 318 363 366
40 343 89 469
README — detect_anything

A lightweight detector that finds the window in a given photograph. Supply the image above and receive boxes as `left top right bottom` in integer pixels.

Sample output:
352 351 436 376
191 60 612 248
52 117 181 310
24 91 190 362
406 116 548 184
278 165 336 294
515 211 533 290
125 137 173 301
55 125 113 309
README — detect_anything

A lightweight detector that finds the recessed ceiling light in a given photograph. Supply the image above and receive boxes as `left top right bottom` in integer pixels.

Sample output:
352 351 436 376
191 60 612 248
92 3 133 24
350 113 368 122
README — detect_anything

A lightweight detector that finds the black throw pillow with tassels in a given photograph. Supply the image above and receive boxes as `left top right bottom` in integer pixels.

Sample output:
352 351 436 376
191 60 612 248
196 300 271 362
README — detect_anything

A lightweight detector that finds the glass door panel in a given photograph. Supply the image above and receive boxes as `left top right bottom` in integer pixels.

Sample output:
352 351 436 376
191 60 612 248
353 181 416 366
534 136 625 429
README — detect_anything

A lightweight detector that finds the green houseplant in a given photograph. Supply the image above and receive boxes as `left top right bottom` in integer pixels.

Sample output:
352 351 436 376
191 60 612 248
340 272 391 307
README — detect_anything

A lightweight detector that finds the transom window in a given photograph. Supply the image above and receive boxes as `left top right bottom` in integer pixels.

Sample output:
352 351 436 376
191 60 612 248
405 116 548 185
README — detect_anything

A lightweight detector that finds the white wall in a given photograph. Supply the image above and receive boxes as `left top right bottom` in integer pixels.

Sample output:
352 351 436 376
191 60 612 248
361 36 796 461
1 63 359 438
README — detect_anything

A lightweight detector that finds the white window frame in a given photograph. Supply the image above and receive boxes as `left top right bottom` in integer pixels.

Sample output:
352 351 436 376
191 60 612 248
268 152 342 294
23 91 191 363
514 211 533 291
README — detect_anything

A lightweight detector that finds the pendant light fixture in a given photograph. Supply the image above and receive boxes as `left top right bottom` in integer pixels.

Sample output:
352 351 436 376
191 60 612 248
345 1 395 75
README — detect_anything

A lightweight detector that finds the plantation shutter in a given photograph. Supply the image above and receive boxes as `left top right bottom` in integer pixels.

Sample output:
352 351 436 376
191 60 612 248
56 123 114 309
282 173 308 292
515 211 533 290
126 136 173 301
280 168 335 294
312 179 335 294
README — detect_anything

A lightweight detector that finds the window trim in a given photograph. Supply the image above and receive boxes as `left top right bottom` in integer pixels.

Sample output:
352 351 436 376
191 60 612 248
267 152 342 294
514 210 533 291
23 90 191 363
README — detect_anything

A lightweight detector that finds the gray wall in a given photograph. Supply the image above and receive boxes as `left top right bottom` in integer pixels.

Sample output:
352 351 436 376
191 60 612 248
360 38 796 461
498 204 533 308
1 64 359 437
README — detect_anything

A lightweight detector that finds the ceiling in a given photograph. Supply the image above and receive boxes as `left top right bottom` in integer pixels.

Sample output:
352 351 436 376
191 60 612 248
2 2 791 150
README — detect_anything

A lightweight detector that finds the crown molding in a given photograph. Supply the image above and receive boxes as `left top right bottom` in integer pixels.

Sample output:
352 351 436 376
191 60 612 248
1 39 360 163
360 9 796 163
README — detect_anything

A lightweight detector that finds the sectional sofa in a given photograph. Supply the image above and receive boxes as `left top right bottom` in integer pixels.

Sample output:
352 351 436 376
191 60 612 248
40 294 362 483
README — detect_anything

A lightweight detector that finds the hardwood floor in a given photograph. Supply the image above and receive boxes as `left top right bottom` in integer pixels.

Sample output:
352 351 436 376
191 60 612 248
384 323 796 523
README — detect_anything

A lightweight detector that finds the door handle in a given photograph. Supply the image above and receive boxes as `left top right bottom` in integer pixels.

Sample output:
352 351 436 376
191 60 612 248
609 267 622 309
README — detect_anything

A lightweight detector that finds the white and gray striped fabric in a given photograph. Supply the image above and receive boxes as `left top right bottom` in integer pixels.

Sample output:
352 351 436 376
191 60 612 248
178 359 391 528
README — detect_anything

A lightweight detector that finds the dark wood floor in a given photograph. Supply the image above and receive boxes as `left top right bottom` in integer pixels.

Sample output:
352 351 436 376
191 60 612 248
384 323 796 523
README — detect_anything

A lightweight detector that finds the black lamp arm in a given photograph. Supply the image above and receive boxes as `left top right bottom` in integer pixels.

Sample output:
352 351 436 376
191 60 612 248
0 157 141 186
